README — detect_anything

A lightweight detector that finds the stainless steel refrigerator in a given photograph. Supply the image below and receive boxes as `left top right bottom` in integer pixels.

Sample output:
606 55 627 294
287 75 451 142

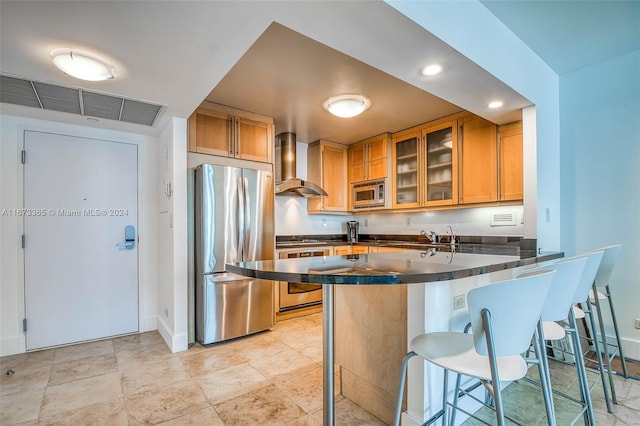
194 164 275 344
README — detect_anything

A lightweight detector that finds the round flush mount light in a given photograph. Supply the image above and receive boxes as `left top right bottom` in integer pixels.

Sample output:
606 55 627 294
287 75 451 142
51 48 115 81
323 94 371 118
488 100 504 109
420 64 443 76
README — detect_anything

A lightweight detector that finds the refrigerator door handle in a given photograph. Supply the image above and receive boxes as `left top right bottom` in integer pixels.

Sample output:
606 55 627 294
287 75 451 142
243 176 251 258
237 176 245 262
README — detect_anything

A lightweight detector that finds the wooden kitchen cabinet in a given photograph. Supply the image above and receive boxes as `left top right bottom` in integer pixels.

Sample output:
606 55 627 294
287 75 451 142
334 245 368 255
307 140 349 214
188 102 274 163
498 121 524 201
392 119 458 209
348 133 390 183
458 114 498 204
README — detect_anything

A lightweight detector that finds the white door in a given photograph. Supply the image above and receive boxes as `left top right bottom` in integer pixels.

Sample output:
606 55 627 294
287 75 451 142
23 131 138 350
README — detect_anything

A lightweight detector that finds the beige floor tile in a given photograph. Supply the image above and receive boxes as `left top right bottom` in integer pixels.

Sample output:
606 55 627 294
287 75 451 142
298 340 324 364
53 340 114 364
40 372 122 417
224 331 282 358
275 323 322 350
0 364 50 396
115 341 174 368
180 344 246 377
311 398 386 425
196 362 269 405
0 389 43 425
248 342 318 379
273 365 340 414
0 349 55 371
155 406 223 425
286 413 323 425
48 353 117 386
213 384 305 425
112 331 165 351
125 380 209 425
37 398 128 426
120 356 191 396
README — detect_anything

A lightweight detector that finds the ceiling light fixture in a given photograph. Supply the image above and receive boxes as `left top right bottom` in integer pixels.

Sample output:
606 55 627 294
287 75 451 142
421 64 443 76
51 48 115 81
488 100 504 109
323 94 371 118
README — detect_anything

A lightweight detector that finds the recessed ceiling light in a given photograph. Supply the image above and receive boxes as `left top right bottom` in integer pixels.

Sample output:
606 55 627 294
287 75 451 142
323 94 371 118
421 64 443 76
51 48 115 81
488 101 503 109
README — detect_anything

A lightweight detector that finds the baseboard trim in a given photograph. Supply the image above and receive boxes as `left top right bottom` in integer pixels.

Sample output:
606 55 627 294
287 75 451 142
141 315 158 332
0 335 25 357
156 316 188 353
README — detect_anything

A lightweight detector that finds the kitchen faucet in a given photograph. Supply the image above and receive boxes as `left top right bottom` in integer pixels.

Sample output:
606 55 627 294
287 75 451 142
446 225 456 245
420 229 438 243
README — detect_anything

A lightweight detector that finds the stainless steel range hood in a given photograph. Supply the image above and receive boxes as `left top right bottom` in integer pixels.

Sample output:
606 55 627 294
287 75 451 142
275 133 328 197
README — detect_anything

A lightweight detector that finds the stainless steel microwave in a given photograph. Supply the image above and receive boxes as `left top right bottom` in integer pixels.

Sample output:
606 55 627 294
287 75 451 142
352 179 386 209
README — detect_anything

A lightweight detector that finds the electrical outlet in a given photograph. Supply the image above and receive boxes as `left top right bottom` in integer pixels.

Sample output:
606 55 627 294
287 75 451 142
406 216 411 226
164 307 169 317
545 208 550 223
635 318 640 329
364 218 369 227
453 294 466 310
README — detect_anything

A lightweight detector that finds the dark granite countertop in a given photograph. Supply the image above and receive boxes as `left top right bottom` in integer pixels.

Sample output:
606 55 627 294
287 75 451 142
227 249 563 285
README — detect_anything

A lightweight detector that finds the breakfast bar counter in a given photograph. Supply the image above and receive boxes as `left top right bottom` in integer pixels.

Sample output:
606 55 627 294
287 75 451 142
227 248 562 425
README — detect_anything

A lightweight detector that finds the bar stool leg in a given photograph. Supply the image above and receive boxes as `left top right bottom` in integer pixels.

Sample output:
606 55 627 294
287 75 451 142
583 299 613 413
393 351 416 426
592 283 618 404
605 284 629 378
533 324 556 426
569 310 596 425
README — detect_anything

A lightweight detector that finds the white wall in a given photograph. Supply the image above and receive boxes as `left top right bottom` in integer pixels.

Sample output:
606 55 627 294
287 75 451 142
156 117 189 353
0 113 160 357
560 50 640 357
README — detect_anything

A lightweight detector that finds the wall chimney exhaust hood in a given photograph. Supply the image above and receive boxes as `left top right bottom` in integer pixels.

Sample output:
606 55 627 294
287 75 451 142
275 133 328 197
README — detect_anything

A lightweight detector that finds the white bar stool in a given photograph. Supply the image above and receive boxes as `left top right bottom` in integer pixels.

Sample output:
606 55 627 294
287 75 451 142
524 251 604 426
393 269 556 426
582 245 628 409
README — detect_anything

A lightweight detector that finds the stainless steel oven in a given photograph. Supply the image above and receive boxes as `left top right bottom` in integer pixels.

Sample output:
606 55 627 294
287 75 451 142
278 247 331 310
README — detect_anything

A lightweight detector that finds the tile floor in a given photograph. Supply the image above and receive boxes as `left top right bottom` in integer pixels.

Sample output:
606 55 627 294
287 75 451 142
1 312 638 425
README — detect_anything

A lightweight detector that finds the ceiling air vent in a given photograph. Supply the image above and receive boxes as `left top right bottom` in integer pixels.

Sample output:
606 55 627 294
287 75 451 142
0 74 163 127
490 210 517 226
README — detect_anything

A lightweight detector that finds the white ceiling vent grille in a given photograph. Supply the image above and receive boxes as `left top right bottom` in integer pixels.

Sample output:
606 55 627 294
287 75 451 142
0 74 163 126
490 210 517 226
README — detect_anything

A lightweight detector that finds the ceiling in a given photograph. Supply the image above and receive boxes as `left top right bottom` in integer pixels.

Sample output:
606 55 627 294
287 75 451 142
1 1 638 141
481 0 640 75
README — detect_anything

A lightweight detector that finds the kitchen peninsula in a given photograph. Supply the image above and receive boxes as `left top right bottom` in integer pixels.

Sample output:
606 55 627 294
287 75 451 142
227 248 562 426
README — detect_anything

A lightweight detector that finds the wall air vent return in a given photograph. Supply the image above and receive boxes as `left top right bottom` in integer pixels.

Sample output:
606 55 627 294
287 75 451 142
490 210 517 226
0 74 163 127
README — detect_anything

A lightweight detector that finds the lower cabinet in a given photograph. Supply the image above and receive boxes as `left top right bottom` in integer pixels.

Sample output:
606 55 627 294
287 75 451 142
334 245 368 255
335 284 407 424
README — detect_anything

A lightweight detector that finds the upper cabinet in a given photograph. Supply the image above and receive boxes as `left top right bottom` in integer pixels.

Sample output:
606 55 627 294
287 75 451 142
498 121 524 201
188 102 274 164
348 133 390 183
392 119 458 209
307 140 349 214
458 114 498 204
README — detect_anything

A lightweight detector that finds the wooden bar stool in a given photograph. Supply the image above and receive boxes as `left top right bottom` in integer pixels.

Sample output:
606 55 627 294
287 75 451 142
393 270 556 426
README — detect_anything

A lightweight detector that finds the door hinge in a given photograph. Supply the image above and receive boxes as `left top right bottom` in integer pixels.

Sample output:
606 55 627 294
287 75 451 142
21 234 25 249
23 318 27 332
21 150 26 164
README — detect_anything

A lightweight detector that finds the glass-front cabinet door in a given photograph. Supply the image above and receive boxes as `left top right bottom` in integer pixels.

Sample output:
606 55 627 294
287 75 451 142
392 130 420 208
424 121 458 206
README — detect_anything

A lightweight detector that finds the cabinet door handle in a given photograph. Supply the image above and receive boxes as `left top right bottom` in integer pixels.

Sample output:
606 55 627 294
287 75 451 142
228 117 234 155
235 117 240 156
